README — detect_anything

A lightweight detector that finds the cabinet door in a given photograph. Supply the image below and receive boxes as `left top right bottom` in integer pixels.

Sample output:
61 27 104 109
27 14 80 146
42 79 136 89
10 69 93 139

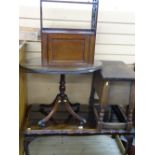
42 33 95 65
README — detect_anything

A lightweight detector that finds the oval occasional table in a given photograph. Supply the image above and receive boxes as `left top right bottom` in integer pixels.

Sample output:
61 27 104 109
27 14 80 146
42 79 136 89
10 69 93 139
20 58 102 155
20 58 102 126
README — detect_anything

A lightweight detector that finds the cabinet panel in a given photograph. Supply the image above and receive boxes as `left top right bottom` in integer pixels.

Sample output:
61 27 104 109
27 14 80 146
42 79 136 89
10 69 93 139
42 31 95 66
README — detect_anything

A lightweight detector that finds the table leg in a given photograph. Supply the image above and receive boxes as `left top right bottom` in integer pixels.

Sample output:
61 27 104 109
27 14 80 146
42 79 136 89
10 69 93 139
97 80 110 130
88 87 95 125
24 137 35 155
38 74 86 127
64 102 80 123
88 73 96 126
38 96 61 127
125 135 134 155
126 81 135 130
63 95 86 125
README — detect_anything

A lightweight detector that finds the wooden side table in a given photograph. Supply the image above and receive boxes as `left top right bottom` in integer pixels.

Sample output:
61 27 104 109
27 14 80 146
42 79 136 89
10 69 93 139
20 58 102 155
91 61 135 154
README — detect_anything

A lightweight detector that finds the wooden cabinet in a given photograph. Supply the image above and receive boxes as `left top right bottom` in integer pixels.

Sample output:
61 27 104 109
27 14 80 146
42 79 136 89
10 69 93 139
40 0 99 66
41 29 95 66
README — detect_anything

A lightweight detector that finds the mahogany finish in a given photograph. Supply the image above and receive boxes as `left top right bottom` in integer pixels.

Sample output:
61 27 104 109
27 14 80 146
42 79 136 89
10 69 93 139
41 30 96 66
20 58 102 128
38 74 87 127
40 0 99 66
20 60 135 155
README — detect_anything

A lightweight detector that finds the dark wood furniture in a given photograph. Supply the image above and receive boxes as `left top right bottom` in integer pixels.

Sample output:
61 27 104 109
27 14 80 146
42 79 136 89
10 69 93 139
91 61 135 155
20 58 103 155
40 0 99 66
20 58 102 128
20 59 135 155
23 104 134 155
20 58 102 126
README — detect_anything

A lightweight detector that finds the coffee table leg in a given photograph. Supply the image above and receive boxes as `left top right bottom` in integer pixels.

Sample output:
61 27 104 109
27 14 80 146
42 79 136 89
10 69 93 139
125 135 134 155
24 137 35 155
